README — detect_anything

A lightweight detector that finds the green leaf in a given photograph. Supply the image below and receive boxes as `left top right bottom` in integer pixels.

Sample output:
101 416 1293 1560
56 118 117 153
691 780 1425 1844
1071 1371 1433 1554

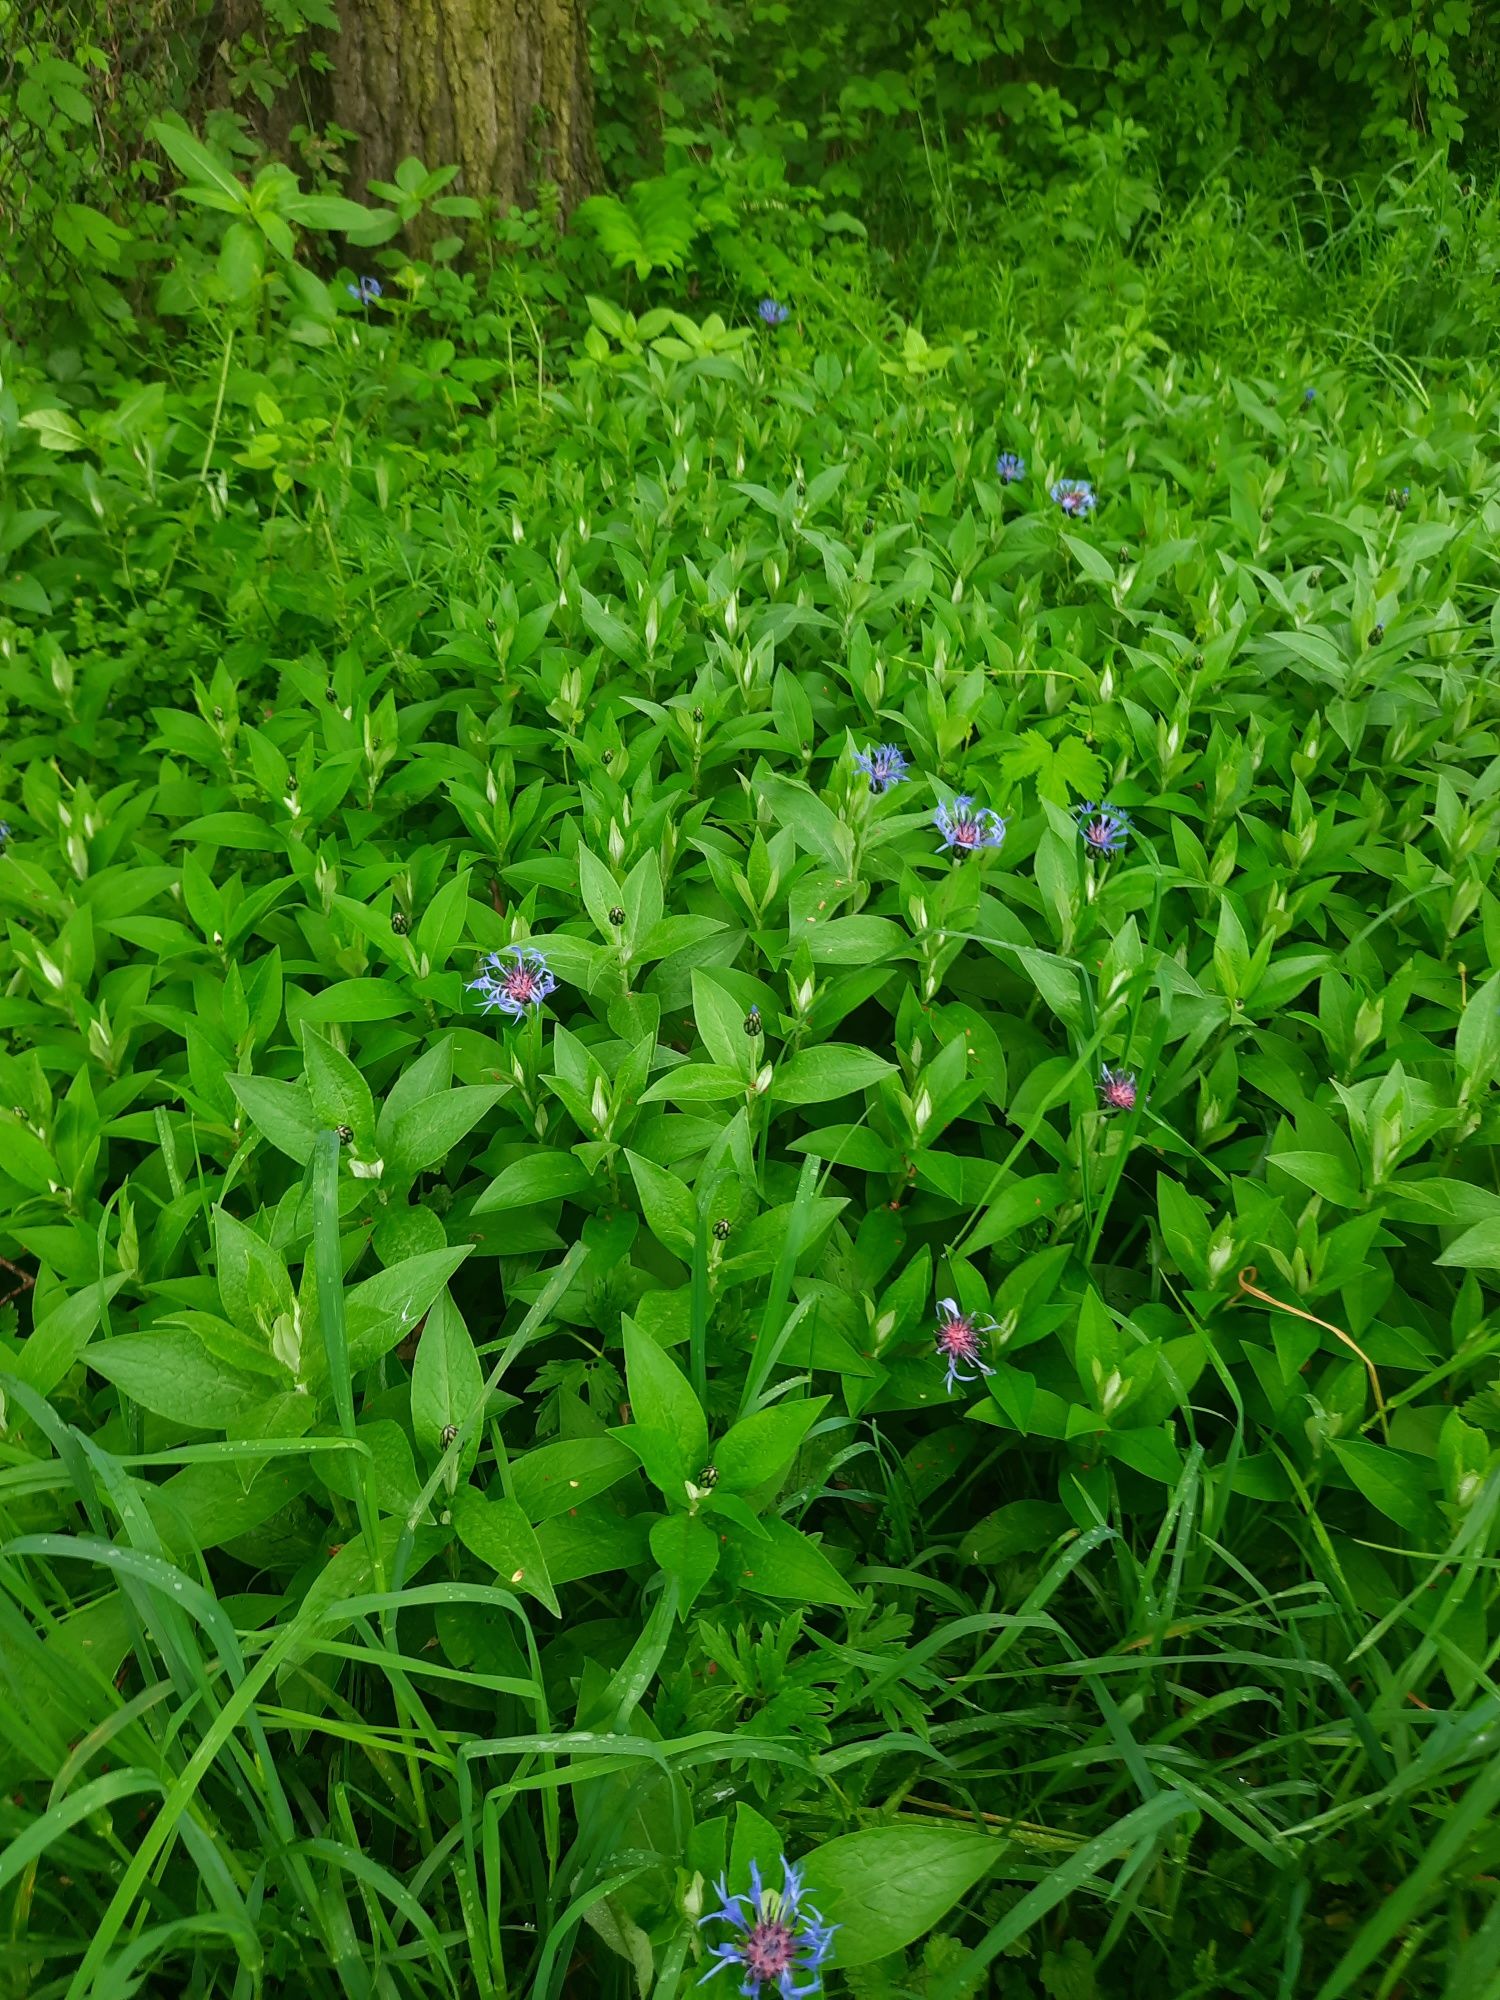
88 1330 267 1428
473 1152 593 1212
228 1076 320 1164
149 120 249 210
387 1085 503 1181
10 1276 129 1395
625 1150 698 1260
801 1826 1004 1967
1436 1217 1500 1270
410 1291 483 1475
649 1513 718 1615
714 1398 826 1494
512 1436 639 1523
771 1046 897 1105
452 1488 560 1615
959 1499 1070 1565
1330 1439 1439 1537
622 1321 707 1476
721 1515 857 1606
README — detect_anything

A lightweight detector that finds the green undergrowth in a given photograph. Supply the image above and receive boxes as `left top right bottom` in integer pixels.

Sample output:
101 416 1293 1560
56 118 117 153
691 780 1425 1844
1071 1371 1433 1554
0 141 1499 2000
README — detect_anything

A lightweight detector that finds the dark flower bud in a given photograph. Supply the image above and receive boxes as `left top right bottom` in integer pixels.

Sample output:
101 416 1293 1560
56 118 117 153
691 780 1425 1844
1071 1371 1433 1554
213 706 224 722
336 1124 354 1144
693 707 704 723
609 906 625 926
286 773 298 791
325 686 339 704
1369 623 1384 645
697 1463 720 1486
485 618 496 632
602 748 613 763
441 1423 459 1446
712 1218 731 1241
391 910 411 934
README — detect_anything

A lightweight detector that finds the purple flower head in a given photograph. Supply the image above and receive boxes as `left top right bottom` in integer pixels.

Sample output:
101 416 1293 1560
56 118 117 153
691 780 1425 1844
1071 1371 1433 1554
758 299 790 327
1303 386 1316 404
700 1855 838 1997
1073 800 1133 858
347 276 383 304
1050 478 1097 517
467 944 557 1021
935 1297 997 1395
854 743 909 795
996 451 1027 484
1097 1064 1138 1114
935 795 1006 857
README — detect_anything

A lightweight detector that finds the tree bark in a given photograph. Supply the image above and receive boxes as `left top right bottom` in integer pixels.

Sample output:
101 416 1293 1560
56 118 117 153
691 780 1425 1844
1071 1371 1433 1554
330 0 598 215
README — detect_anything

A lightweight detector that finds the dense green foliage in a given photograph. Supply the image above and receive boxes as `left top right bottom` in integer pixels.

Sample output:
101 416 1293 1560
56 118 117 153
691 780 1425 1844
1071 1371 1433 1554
3 3 1500 1996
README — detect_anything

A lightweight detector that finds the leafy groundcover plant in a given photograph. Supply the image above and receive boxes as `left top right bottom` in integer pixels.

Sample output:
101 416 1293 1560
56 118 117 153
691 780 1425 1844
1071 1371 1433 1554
0 156 1499 1997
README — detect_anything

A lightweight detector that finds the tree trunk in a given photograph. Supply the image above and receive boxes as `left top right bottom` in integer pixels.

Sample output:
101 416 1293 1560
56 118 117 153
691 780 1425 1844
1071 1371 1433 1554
331 0 598 216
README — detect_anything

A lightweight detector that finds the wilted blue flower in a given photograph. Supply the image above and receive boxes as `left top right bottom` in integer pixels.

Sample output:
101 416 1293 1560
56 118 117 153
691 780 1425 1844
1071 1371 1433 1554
1074 801 1132 857
996 451 1026 483
1050 479 1097 517
854 743 908 794
467 945 557 1021
758 299 790 327
935 795 1006 856
347 276 383 304
935 1297 997 1395
1097 1064 1139 1114
700 1856 837 1997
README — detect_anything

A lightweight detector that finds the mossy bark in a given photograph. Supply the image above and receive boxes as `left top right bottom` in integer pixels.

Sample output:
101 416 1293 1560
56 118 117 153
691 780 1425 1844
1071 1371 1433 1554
331 0 598 214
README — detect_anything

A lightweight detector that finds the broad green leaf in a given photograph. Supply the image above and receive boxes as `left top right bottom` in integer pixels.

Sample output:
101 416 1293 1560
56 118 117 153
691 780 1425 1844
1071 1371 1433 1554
801 1826 1004 1967
453 1489 560 1614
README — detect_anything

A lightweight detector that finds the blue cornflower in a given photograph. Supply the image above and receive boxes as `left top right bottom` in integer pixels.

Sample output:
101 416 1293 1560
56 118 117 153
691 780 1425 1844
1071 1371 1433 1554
758 299 790 327
996 451 1026 483
934 795 1006 856
699 1856 837 1997
1073 800 1133 857
854 743 908 794
347 276 383 304
467 944 557 1021
0 821 10 851
1303 386 1316 404
1050 478 1097 517
935 1298 997 1395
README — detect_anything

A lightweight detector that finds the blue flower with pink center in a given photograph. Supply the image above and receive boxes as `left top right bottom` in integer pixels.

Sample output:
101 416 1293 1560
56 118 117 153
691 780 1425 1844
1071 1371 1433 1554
467 945 557 1021
1073 801 1132 857
934 796 1006 856
854 743 908 794
935 1297 997 1394
700 1856 837 1997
